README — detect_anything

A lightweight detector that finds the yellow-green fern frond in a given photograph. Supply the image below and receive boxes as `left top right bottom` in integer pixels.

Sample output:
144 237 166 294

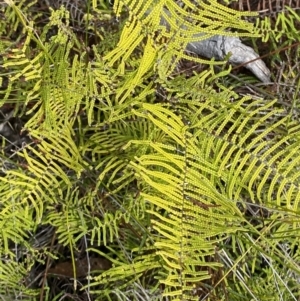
126 93 300 299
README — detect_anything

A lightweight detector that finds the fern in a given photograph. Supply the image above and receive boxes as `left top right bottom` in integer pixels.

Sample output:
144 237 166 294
0 0 300 300
256 5 300 43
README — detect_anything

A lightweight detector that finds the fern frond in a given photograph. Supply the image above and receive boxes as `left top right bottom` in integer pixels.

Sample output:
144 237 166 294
0 257 38 298
126 92 300 299
1 0 300 300
256 5 300 43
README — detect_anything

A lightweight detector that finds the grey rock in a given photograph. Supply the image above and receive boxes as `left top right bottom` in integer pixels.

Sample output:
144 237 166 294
157 10 271 83
186 35 271 83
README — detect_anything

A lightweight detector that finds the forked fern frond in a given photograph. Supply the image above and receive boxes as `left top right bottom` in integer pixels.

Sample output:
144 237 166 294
123 94 300 299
